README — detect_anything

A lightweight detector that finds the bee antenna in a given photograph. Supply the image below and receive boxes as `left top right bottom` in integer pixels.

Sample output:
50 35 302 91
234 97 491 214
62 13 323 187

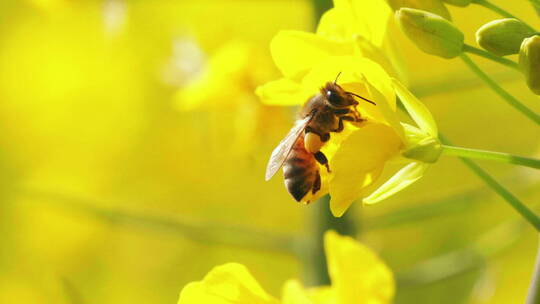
347 91 376 105
334 71 342 84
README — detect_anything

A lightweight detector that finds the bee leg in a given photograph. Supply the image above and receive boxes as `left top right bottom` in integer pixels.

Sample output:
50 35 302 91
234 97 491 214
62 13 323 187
312 170 321 194
333 117 345 132
314 151 331 172
343 114 364 124
333 108 350 115
320 133 330 142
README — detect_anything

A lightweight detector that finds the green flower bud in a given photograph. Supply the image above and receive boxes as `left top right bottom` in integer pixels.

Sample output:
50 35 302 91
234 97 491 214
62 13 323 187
396 8 464 58
442 0 471 7
476 18 534 56
402 137 442 163
520 35 540 95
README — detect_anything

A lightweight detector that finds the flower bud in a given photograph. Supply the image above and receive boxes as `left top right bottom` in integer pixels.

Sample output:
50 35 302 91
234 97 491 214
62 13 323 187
396 8 464 58
520 35 540 95
442 0 471 7
402 137 442 163
476 18 533 56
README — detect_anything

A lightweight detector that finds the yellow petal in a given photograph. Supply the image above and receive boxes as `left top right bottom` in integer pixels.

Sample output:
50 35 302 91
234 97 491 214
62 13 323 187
324 231 395 304
364 75 404 141
316 8 353 42
282 280 313 304
306 286 335 304
392 78 438 136
357 58 396 111
364 162 429 204
175 41 255 111
178 282 226 304
333 0 392 46
178 263 278 304
355 36 401 79
317 1 404 79
255 78 309 106
328 123 402 217
270 31 354 80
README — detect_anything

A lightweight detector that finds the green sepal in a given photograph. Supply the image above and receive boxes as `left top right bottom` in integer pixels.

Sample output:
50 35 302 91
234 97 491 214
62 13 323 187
402 136 442 163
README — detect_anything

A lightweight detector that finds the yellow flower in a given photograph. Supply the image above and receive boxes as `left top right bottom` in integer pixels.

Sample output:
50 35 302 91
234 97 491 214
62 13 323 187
171 0 314 155
258 27 440 216
260 0 405 84
175 40 283 154
175 40 273 111
178 231 394 304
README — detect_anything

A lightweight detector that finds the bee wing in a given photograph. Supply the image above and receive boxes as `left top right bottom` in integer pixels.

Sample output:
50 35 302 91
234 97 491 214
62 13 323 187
265 114 314 181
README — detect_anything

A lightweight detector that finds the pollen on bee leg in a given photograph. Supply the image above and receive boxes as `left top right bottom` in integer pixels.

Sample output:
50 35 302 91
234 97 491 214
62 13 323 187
304 132 324 153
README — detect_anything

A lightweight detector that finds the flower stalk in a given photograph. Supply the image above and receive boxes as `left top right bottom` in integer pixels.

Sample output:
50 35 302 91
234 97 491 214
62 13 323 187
460 53 540 126
458 157 540 231
441 145 540 170
440 135 540 232
531 0 540 18
305 195 358 285
471 0 536 32
462 44 520 70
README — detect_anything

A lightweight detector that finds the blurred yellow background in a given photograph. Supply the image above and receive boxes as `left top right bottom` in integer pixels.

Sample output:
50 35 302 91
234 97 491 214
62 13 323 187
0 0 539 303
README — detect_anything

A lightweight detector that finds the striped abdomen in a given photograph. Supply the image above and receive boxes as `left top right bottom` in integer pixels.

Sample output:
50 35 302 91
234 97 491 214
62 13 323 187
283 136 321 202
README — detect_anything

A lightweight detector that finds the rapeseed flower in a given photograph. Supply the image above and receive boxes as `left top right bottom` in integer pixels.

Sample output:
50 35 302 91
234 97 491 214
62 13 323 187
258 3 440 217
172 1 313 155
177 231 394 304
175 41 284 154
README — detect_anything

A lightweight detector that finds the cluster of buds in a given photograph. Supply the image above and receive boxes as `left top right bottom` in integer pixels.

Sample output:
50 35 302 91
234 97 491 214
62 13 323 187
394 6 540 95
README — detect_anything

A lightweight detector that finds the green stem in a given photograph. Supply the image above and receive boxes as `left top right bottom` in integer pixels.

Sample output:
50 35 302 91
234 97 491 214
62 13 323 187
18 187 298 254
460 53 540 126
312 0 332 20
442 145 540 169
410 70 519 98
461 159 540 231
398 218 524 286
440 135 540 232
527 235 540 304
462 44 520 70
471 0 536 32
458 157 540 231
304 195 358 286
531 0 540 18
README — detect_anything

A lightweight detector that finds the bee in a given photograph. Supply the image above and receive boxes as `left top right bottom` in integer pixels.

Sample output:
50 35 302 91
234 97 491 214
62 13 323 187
265 73 376 203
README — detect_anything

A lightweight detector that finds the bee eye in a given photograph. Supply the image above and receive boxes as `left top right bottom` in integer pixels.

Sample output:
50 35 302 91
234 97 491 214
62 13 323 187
326 90 341 106
326 90 332 98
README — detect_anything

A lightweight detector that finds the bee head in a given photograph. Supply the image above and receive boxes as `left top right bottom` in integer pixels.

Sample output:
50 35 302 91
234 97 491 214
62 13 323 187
322 82 355 108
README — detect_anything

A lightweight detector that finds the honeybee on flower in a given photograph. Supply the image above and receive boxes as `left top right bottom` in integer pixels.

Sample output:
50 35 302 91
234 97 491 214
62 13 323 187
258 0 441 216
265 72 377 203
